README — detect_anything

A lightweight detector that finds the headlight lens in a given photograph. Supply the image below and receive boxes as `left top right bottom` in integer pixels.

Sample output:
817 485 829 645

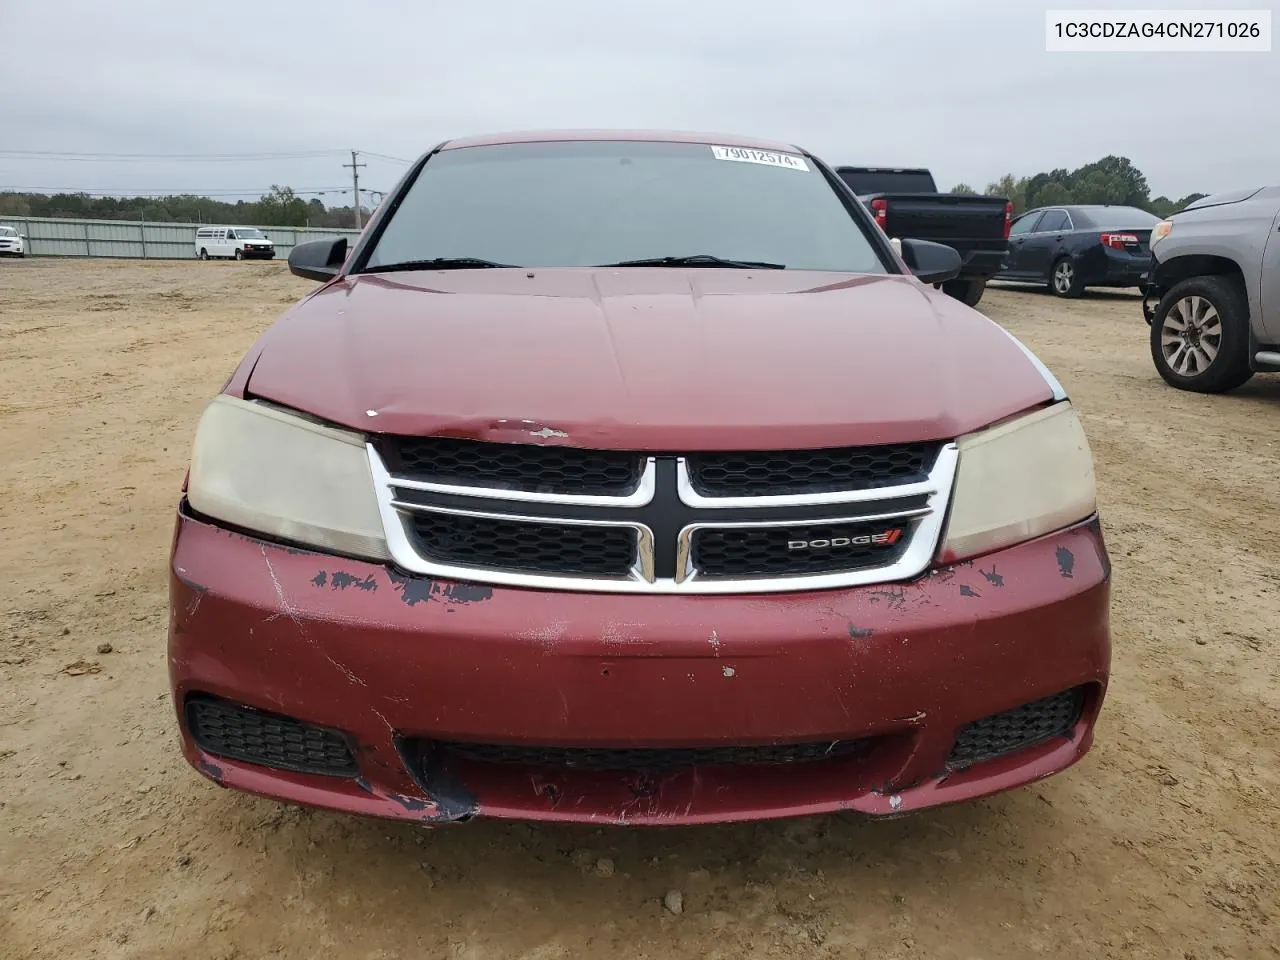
938 402 1096 563
187 395 390 560
1150 220 1173 246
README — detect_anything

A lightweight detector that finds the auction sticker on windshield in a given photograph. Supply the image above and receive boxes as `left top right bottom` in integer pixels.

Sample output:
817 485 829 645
710 146 809 171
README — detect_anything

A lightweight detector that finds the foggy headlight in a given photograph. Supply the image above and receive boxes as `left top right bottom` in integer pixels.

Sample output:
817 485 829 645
187 395 390 561
938 402 1096 563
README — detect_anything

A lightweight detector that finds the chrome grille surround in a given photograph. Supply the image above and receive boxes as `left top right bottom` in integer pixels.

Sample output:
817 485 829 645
368 441 959 595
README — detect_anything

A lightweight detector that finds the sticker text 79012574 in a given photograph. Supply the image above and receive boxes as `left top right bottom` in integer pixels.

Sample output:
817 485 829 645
710 146 809 172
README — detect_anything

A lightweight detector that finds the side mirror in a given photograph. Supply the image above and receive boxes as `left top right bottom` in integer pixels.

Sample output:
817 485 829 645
288 238 348 282
899 238 962 285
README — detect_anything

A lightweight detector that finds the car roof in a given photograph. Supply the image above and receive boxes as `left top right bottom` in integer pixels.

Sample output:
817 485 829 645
439 129 804 154
1064 204 1150 213
1024 204 1146 213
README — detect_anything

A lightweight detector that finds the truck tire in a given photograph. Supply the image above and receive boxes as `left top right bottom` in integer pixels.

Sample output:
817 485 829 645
942 277 986 307
1149 275 1253 393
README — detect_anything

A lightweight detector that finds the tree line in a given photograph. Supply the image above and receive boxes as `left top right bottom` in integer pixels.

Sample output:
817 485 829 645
0 156 1207 227
0 185 373 228
949 155 1207 218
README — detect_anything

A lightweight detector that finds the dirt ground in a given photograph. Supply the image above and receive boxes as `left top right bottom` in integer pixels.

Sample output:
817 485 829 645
1 258 1277 960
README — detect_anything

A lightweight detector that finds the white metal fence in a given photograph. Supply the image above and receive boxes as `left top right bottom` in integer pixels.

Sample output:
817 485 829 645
0 216 362 261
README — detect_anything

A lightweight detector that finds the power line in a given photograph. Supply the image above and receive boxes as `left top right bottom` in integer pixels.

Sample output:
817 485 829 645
361 151 413 165
0 185 380 199
0 148 414 164
0 149 345 162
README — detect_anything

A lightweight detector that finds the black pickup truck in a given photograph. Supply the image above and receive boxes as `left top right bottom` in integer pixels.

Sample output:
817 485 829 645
834 167 1012 307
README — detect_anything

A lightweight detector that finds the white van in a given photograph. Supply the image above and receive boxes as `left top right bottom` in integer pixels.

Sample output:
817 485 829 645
194 226 276 261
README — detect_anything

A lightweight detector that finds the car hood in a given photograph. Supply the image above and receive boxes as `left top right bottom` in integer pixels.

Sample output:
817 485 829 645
242 268 1054 450
1182 186 1263 211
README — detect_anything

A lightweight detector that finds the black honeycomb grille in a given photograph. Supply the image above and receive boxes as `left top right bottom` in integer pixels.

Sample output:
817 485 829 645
692 518 911 577
688 443 939 496
947 688 1085 770
408 512 636 576
186 696 357 777
387 437 643 495
429 738 869 772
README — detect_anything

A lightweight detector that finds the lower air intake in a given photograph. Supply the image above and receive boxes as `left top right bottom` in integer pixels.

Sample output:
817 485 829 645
946 687 1085 770
186 695 358 777
425 738 870 772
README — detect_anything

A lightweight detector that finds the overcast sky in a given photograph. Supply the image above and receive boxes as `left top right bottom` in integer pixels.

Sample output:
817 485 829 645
1 0 1275 203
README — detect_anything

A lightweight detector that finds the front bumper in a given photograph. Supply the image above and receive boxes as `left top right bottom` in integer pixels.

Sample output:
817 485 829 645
241 247 275 259
1140 253 1165 322
168 508 1111 825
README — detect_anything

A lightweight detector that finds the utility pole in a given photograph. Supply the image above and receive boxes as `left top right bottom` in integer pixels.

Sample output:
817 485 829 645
343 150 366 229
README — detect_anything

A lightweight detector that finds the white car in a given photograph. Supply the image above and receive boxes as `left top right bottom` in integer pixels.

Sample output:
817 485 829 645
0 225 26 257
195 226 275 261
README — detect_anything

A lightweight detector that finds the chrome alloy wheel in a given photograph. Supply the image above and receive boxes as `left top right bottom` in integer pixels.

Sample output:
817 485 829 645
1161 295 1222 377
1052 259 1075 295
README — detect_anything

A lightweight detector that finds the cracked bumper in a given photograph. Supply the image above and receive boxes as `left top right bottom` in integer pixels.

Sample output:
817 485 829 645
168 507 1111 825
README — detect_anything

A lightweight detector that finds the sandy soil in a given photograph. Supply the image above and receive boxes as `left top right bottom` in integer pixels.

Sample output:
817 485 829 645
1 259 1277 960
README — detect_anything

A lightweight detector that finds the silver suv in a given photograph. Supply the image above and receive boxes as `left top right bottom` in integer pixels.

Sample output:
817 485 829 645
1142 186 1280 392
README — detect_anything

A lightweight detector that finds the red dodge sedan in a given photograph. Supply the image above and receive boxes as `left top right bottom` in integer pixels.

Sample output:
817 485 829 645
168 131 1110 825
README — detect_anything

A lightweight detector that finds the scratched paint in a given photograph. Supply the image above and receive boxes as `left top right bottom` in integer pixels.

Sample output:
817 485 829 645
867 584 934 613
175 571 209 595
526 425 569 439
386 570 494 607
519 620 569 651
602 621 644 645
490 418 570 441
1056 546 1076 579
980 565 1005 588
530 775 562 806
847 624 874 639
261 548 304 629
329 571 378 592
414 763 480 821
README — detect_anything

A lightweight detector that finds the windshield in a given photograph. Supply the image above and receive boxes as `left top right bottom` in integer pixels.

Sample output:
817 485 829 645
362 140 889 274
236 228 265 238
0 227 16 237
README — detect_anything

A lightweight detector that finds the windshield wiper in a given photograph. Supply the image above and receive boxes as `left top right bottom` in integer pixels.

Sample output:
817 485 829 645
364 257 517 273
601 254 786 269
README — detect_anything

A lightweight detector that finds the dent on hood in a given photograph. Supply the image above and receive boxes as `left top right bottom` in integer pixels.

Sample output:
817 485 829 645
241 268 1058 448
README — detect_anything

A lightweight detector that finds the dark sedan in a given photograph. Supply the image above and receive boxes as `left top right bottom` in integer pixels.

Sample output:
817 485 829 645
996 205 1160 297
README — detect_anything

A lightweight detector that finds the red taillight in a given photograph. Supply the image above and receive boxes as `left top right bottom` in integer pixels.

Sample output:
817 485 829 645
1101 233 1139 249
1002 201 1013 239
870 197 888 231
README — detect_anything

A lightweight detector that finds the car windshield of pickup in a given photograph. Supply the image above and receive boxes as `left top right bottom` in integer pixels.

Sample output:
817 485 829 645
361 140 890 274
